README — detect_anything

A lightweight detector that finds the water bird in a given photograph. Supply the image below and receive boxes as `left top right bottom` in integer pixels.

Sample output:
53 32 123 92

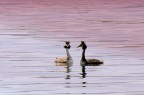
55 41 73 67
78 41 103 66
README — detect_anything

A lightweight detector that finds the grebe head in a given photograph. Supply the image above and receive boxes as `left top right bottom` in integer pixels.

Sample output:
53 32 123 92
78 41 87 49
64 41 71 49
65 41 70 45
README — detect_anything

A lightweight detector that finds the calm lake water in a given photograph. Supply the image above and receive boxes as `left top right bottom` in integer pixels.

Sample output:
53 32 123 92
0 0 144 95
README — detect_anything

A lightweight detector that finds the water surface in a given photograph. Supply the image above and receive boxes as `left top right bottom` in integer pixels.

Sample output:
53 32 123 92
0 0 144 95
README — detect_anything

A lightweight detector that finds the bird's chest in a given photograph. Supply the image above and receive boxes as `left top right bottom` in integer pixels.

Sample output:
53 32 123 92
80 60 87 66
67 57 73 66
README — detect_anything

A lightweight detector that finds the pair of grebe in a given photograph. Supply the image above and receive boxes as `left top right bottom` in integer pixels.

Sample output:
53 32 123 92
55 41 103 66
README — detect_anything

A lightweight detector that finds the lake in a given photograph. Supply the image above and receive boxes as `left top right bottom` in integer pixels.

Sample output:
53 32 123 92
0 0 144 95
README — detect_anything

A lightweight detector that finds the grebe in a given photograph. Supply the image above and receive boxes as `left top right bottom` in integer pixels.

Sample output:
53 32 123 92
78 41 103 66
55 41 73 67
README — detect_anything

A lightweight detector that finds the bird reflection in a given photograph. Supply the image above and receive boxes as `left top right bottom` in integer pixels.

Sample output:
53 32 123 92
80 64 103 78
81 66 87 78
65 66 71 80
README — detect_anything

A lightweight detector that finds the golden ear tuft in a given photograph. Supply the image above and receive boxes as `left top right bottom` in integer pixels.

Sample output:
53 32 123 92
64 45 67 48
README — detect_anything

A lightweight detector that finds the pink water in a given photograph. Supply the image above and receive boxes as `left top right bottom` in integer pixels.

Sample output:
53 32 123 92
0 0 144 95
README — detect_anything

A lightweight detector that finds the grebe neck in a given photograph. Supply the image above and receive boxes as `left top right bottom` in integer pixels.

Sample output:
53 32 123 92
66 49 71 58
82 49 87 61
